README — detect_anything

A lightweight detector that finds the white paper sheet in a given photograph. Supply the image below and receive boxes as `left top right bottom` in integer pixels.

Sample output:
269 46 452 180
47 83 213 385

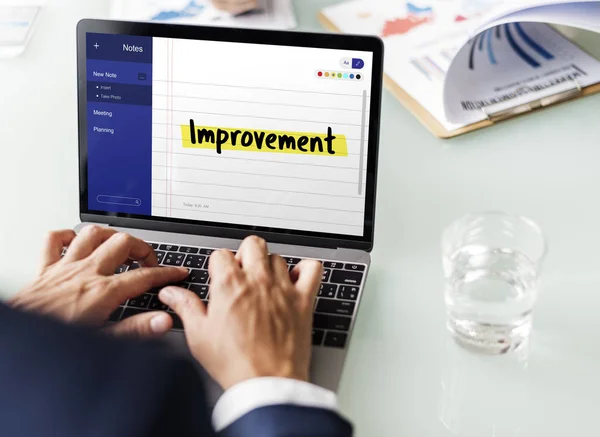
110 0 296 30
322 0 510 131
0 1 45 57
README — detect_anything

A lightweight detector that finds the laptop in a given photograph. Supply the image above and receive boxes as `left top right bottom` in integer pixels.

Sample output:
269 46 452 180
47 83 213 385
76 19 383 402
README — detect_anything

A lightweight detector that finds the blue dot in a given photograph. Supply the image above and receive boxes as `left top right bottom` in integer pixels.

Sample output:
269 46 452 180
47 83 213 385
349 74 355 79
343 73 348 79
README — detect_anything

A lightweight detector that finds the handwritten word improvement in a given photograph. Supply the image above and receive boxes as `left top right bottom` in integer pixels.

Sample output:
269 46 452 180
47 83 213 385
181 120 348 156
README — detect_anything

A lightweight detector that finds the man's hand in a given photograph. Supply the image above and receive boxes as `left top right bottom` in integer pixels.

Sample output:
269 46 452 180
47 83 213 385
9 226 189 338
159 236 323 390
212 0 258 15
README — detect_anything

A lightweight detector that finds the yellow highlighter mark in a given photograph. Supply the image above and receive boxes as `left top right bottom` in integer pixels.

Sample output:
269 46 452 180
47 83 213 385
181 120 348 157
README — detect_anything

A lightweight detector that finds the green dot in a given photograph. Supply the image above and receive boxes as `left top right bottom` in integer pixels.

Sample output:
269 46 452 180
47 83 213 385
337 73 342 78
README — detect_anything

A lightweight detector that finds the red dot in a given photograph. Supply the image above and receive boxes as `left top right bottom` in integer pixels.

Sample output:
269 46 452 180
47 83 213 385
317 71 323 77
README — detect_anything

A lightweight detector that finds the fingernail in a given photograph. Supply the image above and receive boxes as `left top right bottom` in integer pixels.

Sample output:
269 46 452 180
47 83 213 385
150 313 171 334
159 287 175 303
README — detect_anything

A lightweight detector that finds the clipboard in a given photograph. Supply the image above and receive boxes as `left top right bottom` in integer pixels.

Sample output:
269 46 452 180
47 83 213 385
319 12 600 139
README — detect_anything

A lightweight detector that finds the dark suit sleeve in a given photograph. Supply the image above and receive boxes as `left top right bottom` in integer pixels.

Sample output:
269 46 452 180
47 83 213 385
0 303 213 437
0 303 353 437
220 405 353 437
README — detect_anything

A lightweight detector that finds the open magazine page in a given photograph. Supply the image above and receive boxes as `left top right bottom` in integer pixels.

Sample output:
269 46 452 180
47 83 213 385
321 0 509 132
443 20 600 125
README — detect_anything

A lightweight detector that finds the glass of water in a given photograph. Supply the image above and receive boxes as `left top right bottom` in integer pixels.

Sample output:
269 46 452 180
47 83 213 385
442 212 547 354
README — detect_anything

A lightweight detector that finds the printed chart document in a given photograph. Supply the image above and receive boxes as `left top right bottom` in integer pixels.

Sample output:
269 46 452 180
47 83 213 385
110 0 296 30
322 0 600 135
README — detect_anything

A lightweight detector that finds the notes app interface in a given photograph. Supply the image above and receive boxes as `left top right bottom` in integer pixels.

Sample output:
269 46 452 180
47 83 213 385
86 33 373 237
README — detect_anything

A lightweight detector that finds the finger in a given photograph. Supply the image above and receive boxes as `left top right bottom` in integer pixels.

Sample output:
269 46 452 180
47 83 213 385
236 236 271 280
40 229 77 270
270 254 292 287
159 286 207 330
63 225 117 261
109 266 189 304
292 259 323 304
106 311 172 338
208 249 243 292
91 232 158 275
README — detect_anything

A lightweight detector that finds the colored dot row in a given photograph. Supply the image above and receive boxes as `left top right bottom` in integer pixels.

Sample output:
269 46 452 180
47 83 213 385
316 71 362 80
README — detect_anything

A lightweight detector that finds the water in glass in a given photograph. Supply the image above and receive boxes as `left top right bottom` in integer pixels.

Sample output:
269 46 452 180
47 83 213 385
445 245 539 354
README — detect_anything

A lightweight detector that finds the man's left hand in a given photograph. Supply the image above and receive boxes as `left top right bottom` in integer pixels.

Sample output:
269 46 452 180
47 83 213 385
9 226 189 338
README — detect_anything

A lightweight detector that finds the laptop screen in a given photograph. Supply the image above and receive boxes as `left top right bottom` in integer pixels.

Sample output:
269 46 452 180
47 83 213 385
84 31 376 239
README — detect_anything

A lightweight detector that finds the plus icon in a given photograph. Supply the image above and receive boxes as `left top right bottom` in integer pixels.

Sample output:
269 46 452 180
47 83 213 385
93 42 99 49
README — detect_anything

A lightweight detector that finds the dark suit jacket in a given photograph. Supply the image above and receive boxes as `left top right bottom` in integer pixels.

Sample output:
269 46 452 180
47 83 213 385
0 303 352 437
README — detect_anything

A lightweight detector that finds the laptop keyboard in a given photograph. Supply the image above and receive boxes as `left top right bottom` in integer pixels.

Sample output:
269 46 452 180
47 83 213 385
107 242 366 349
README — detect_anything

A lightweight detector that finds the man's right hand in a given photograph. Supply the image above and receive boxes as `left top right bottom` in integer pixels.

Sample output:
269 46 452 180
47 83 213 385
158 236 323 390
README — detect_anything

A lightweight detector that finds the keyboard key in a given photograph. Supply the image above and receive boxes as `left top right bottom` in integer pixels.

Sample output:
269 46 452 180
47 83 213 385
148 243 159 249
115 265 128 274
323 261 344 269
188 269 209 284
283 257 301 265
179 246 199 254
154 251 165 264
319 283 337 298
170 314 184 330
172 282 190 289
159 244 179 252
330 269 363 286
316 298 355 316
184 255 206 269
344 263 366 272
312 329 325 346
148 295 169 311
313 313 351 331
324 332 347 348
163 253 185 266
121 307 150 320
109 307 124 322
189 284 209 299
129 262 141 270
322 269 331 282
337 286 359 301
148 287 162 295
199 248 215 255
127 293 152 309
